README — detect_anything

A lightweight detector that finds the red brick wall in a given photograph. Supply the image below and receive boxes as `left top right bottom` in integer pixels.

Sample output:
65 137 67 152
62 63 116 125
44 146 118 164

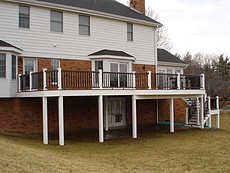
133 64 155 73
158 98 186 122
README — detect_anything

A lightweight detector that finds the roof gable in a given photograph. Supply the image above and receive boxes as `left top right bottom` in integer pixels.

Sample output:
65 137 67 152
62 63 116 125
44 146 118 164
89 49 134 57
0 40 23 52
36 0 161 25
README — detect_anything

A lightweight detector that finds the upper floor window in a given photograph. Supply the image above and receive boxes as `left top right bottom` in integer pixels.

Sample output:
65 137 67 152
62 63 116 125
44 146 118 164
50 11 63 32
95 61 103 71
127 23 133 41
12 55 16 79
51 59 60 70
19 6 30 28
79 15 90 36
0 54 6 78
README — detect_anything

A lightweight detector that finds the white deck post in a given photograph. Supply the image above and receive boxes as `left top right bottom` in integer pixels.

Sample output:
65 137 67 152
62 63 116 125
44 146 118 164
57 68 62 90
200 96 204 129
132 71 136 88
170 98 174 132
148 71 152 89
177 73 181 89
208 96 211 111
58 96 64 146
43 68 47 91
98 95 104 142
132 95 137 138
156 99 159 124
29 72 33 91
185 107 189 124
216 96 220 128
104 96 108 131
200 74 205 89
43 97 48 145
98 70 103 89
208 115 212 128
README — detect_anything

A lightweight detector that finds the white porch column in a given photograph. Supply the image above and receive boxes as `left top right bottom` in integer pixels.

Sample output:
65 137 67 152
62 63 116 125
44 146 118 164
185 107 189 124
29 72 33 91
177 73 181 89
208 115 212 128
98 70 103 89
196 98 200 125
18 74 22 92
216 96 220 128
42 97 48 145
200 96 204 129
58 96 64 146
170 98 174 132
132 71 136 88
132 95 137 138
98 95 104 142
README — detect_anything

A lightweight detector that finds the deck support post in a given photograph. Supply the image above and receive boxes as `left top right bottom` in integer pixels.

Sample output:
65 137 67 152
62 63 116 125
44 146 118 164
58 96 64 146
42 97 48 145
177 73 181 89
104 96 108 131
98 70 103 89
132 71 136 88
98 95 104 142
185 107 189 124
156 99 159 124
200 96 204 129
170 98 174 132
216 96 220 128
196 98 200 125
29 72 33 91
132 95 137 138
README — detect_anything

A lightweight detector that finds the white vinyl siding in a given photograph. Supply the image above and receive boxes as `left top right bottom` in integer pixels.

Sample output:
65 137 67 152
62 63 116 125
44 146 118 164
79 15 90 35
19 6 30 28
50 10 63 32
0 54 6 78
0 2 156 65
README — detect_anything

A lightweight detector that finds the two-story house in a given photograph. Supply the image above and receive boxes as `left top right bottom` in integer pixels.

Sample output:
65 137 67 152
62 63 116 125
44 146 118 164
0 0 220 146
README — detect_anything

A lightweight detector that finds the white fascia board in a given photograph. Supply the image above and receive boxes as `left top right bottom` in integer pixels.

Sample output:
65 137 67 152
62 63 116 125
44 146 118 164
0 46 23 54
3 0 161 28
89 55 136 62
158 61 188 68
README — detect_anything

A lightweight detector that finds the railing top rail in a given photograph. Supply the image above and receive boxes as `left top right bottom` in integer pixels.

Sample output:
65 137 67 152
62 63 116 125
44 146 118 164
103 71 134 75
46 70 58 72
62 70 98 73
135 72 148 75
155 73 178 76
180 74 202 77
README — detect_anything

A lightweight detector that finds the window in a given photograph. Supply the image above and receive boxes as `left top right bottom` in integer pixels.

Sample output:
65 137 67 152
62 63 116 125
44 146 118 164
79 15 90 36
19 6 30 28
50 11 63 32
12 55 16 79
0 54 6 78
51 59 60 83
95 61 103 71
127 23 133 41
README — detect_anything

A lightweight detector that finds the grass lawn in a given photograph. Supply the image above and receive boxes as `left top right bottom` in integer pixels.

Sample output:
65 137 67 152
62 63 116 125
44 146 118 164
1 111 230 173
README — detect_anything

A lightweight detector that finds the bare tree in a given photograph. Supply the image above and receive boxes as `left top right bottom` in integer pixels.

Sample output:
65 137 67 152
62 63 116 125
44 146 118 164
146 7 173 52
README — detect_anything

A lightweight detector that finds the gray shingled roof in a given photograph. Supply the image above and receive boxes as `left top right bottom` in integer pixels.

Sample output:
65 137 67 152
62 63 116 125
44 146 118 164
89 49 134 57
36 0 161 24
0 40 22 51
158 49 185 64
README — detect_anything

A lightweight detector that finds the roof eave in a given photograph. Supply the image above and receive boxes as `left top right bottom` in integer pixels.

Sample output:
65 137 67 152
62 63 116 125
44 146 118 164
3 0 161 27
0 46 23 54
89 55 136 62
158 61 188 68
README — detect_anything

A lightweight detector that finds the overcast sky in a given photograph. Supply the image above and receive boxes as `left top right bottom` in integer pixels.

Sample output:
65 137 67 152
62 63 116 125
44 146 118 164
116 0 230 56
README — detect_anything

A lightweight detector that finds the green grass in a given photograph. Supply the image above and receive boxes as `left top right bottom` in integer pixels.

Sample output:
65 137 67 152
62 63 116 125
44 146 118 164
1 111 230 173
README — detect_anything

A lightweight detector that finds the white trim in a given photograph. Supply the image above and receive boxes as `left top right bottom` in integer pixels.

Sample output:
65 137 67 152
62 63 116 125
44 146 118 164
0 46 23 54
58 96 64 146
132 95 137 138
89 55 136 62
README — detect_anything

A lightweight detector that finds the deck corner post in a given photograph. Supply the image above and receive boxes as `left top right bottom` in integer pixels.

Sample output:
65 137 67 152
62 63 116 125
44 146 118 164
216 96 220 129
43 68 47 91
185 107 189 124
200 96 204 129
200 74 205 89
